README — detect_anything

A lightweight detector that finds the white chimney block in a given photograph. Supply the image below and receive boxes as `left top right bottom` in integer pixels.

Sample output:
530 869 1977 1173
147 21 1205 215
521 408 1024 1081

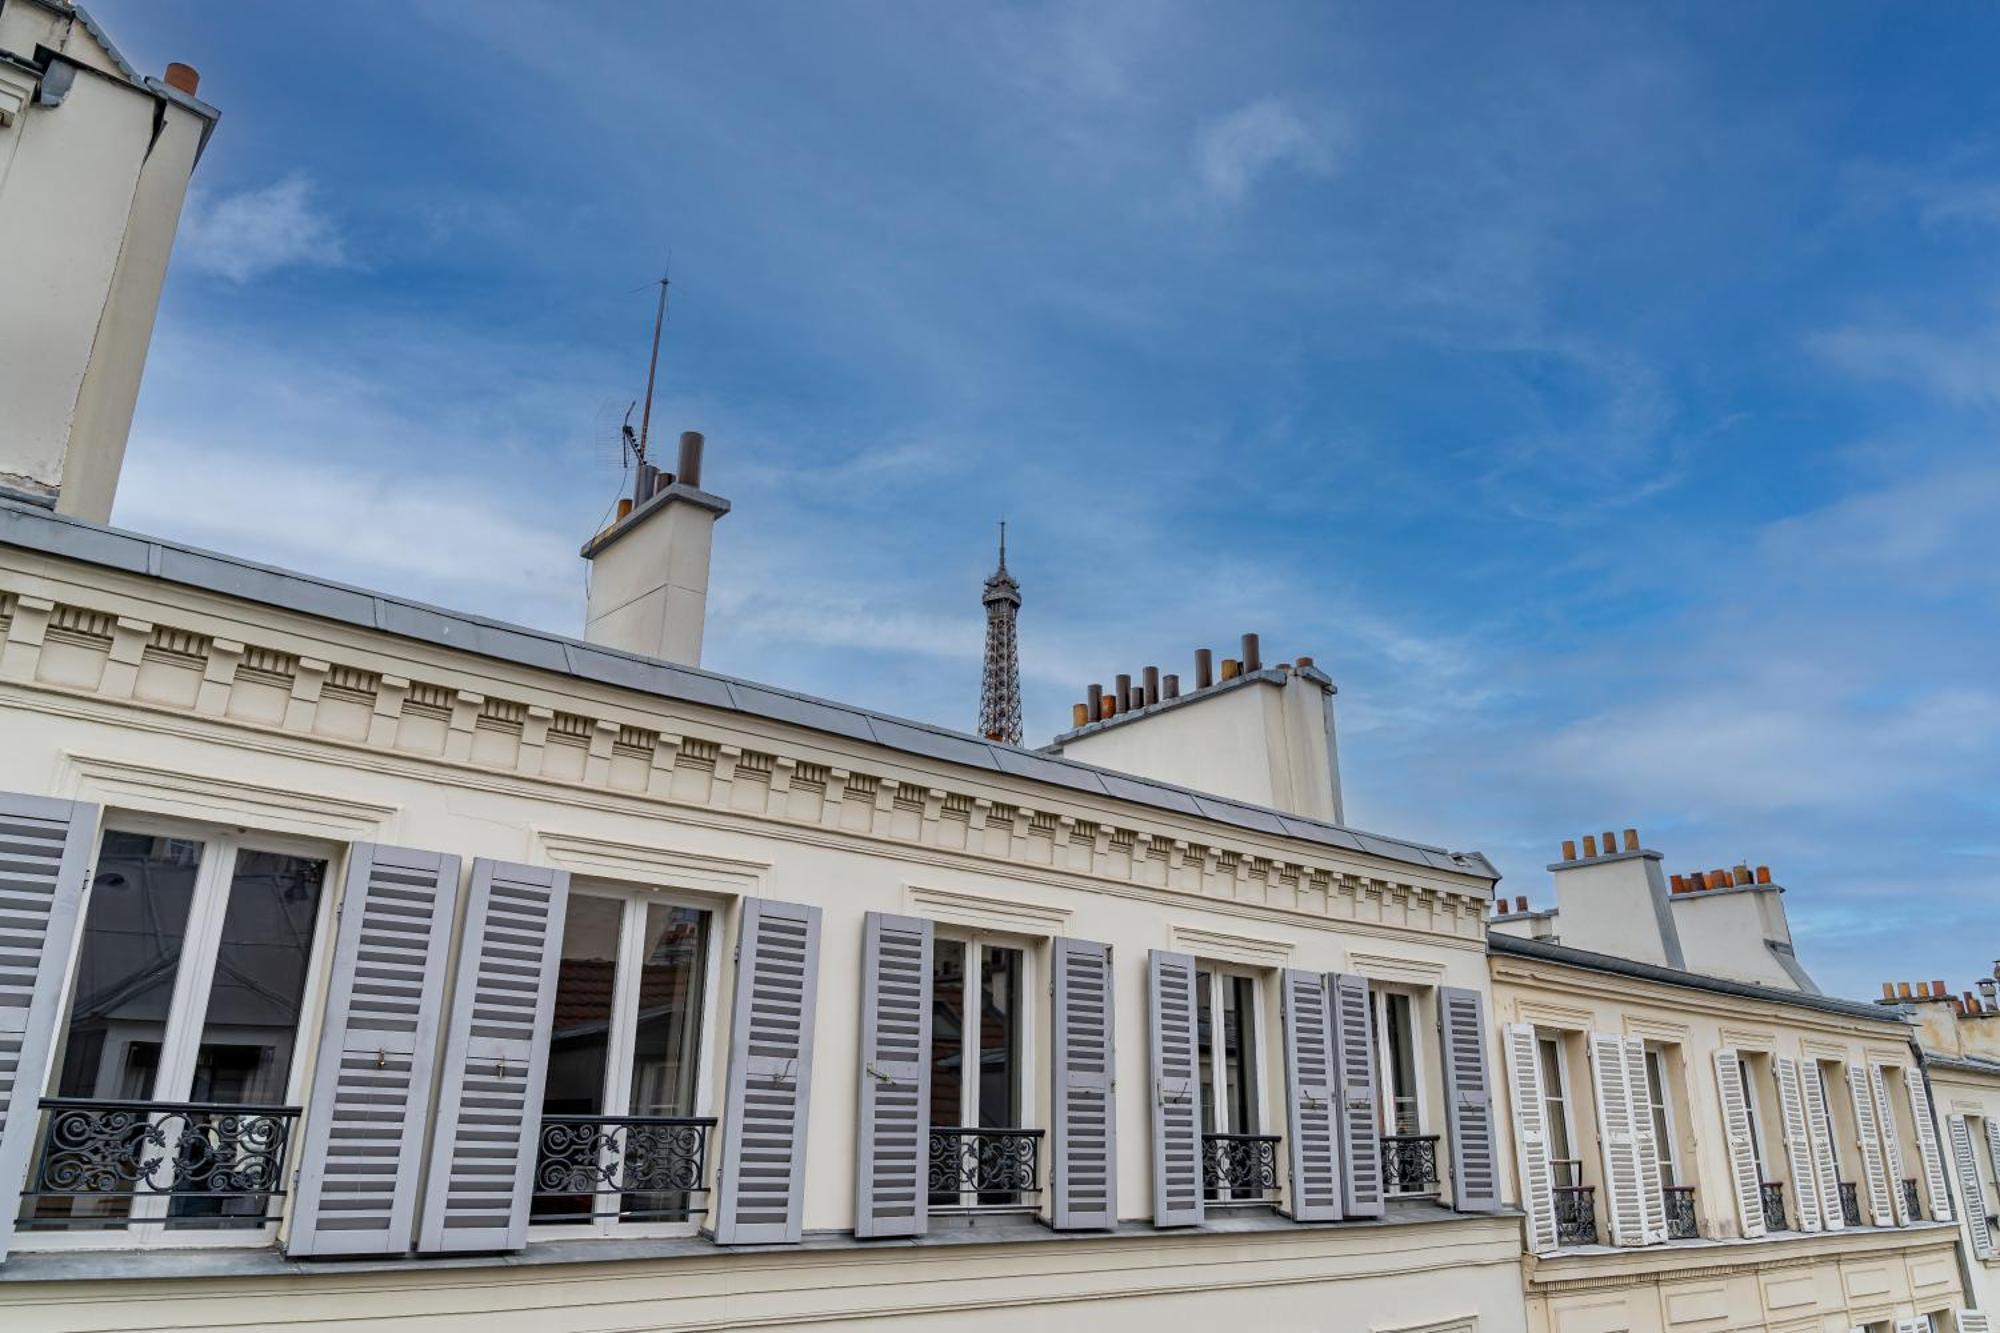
581 481 729 667
1548 843 1687 971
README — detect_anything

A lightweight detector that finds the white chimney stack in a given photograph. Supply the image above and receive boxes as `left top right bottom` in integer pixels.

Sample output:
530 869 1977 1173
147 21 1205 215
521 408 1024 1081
581 430 728 667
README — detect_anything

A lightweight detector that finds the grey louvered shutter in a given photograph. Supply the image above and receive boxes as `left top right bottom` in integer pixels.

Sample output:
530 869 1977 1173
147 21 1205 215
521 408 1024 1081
1439 986 1500 1214
1849 1063 1896 1226
1871 1063 1912 1225
1329 973 1383 1217
1903 1066 1952 1223
289 844 462 1256
1503 1024 1558 1252
1712 1050 1766 1239
0 794 98 1264
1800 1059 1845 1232
418 860 571 1252
714 897 822 1244
1280 968 1341 1221
1147 950 1202 1227
1588 1032 1646 1246
1773 1055 1824 1233
1949 1115 1993 1259
855 912 931 1239
1052 937 1117 1230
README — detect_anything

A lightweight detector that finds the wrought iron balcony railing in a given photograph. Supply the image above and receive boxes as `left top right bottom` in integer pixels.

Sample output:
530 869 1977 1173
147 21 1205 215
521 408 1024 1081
1380 1134 1440 1197
1201 1132 1281 1203
19 1098 300 1230
929 1126 1043 1210
1553 1183 1599 1246
531 1114 716 1225
1902 1177 1923 1222
1837 1180 1861 1226
1662 1184 1698 1239
1760 1180 1788 1232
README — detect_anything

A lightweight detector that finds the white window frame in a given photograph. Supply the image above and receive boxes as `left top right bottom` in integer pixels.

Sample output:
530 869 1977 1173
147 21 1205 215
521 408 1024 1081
24 813 339 1253
526 878 723 1241
1194 962 1266 1139
1643 1045 1681 1186
1372 984 1430 1139
1739 1056 1770 1180
930 927 1039 1136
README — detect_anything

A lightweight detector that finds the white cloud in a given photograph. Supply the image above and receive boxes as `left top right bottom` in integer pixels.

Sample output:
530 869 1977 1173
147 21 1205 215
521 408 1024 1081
1191 98 1339 204
179 175 347 283
1809 318 2000 408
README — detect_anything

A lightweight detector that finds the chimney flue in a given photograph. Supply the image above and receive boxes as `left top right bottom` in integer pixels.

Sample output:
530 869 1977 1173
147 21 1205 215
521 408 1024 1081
1582 834 1598 858
1622 828 1639 852
676 431 705 490
1143 666 1160 707
1163 673 1180 700
1241 633 1262 672
1562 839 1577 861
1086 684 1103 719
1195 649 1214 689
164 63 200 96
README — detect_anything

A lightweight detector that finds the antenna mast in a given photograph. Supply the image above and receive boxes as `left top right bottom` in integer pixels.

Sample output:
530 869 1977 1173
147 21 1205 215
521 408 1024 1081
636 272 670 466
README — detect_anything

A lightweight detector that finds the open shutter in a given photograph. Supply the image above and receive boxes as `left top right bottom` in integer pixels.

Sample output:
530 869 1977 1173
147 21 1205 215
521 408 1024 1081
1801 1059 1845 1232
1774 1056 1824 1233
713 898 822 1244
1949 1116 1993 1259
1617 1038 1668 1244
289 844 462 1256
0 794 98 1265
1280 968 1341 1221
1329 973 1383 1218
1503 1024 1557 1251
1872 1064 1912 1225
417 860 570 1252
1960 1313 1993 1333
1848 1063 1895 1226
1588 1032 1645 1246
1712 1050 1766 1239
1985 1120 2000 1231
855 912 931 1239
1904 1066 1952 1223
1438 986 1499 1213
1052 937 1117 1230
1893 1320 1929 1333
1146 950 1203 1227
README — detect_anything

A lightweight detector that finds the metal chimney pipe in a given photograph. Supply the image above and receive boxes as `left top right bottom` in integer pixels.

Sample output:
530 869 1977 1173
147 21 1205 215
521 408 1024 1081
676 431 705 490
1163 673 1180 700
1115 674 1131 710
1240 633 1262 672
1143 666 1160 707
1086 683 1103 718
1194 649 1214 689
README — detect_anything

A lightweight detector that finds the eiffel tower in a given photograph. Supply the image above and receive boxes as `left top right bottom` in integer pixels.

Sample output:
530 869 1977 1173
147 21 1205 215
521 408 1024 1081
977 523 1023 746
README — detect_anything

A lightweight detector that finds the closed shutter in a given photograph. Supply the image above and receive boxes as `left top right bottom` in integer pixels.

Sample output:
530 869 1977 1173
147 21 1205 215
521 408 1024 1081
417 859 571 1252
1948 1115 1993 1259
1800 1059 1845 1232
1712 1050 1766 1239
1051 937 1117 1230
1503 1023 1558 1252
289 844 463 1256
1904 1066 1953 1223
1872 1063 1912 1225
1329 973 1383 1218
0 794 98 1265
1588 1032 1645 1246
1961 1310 1993 1333
1617 1038 1668 1244
855 912 931 1239
1146 949 1203 1227
1280 968 1341 1221
1848 1063 1895 1226
1773 1056 1824 1233
713 897 823 1244
1438 986 1499 1213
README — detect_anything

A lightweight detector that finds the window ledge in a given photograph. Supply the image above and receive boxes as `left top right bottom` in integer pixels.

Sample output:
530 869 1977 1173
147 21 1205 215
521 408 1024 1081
1531 1220 1961 1278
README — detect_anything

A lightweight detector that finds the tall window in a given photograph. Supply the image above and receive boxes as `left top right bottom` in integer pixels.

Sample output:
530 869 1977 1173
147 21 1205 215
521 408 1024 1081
1372 989 1422 1136
1539 1035 1577 1186
535 888 713 1229
929 933 1029 1208
1643 1047 1679 1185
1739 1057 1768 1178
1196 968 1258 1138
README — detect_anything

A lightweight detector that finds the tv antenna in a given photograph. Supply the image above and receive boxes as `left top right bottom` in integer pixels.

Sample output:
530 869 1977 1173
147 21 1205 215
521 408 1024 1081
636 272 669 468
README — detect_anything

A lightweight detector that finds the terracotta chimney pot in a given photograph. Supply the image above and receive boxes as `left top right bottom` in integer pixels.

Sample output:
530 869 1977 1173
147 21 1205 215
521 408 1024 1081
1562 839 1578 861
1582 834 1599 858
164 63 200 95
1755 865 1772 884
1622 828 1639 852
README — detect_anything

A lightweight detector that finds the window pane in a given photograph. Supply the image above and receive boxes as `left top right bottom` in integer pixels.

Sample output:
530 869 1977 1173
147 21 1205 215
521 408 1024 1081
1645 1050 1676 1182
623 904 709 1223
1223 975 1255 1135
977 946 1021 1129
1196 969 1218 1135
534 894 623 1225
189 851 326 1106
930 939 966 1128
1539 1037 1573 1172
1385 992 1418 1135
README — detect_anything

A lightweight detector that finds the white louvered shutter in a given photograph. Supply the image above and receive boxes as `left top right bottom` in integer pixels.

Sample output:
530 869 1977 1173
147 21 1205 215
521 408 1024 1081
289 844 463 1256
418 860 571 1252
1872 1063 1912 1225
1712 1050 1766 1239
1438 986 1500 1213
1949 1115 1993 1259
1280 968 1342 1221
1146 950 1203 1227
1801 1059 1845 1232
855 912 931 1239
1774 1056 1824 1233
1848 1063 1895 1226
1618 1038 1668 1244
1893 1319 1929 1333
1051 937 1117 1230
1984 1119 2000 1231
1503 1023 1558 1252
713 898 822 1244
1329 973 1383 1218
1961 1310 1993 1333
1588 1032 1645 1246
0 794 98 1264
1904 1066 1952 1223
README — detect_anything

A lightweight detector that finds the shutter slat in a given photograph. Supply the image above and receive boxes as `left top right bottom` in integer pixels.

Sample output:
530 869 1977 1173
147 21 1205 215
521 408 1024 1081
290 844 462 1256
1903 1065 1952 1223
1712 1049 1766 1239
1950 1115 1993 1259
1147 950 1203 1227
1588 1032 1645 1246
1773 1055 1824 1233
1280 969 1341 1221
1438 986 1499 1214
0 794 97 1265
1960 1313 1993 1333
1329 973 1382 1217
1800 1059 1845 1232
855 912 931 1239
1052 937 1117 1230
1849 1062 1896 1226
714 898 822 1244
1870 1063 1911 1226
418 859 570 1253
1503 1023 1557 1251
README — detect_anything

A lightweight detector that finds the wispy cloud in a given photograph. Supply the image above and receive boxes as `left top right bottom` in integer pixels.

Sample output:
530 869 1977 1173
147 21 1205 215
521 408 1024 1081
1191 98 1340 204
179 175 347 283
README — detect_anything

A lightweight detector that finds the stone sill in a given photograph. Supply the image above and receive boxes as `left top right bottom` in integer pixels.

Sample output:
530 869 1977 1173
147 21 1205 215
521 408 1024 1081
1530 1219 1960 1284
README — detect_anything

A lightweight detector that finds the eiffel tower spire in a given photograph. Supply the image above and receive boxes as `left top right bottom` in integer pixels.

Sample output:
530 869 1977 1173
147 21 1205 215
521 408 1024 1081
977 521 1023 746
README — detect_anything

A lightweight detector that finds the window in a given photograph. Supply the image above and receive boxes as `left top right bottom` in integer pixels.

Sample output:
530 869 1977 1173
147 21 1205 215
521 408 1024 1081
1373 989 1423 1136
1642 1047 1679 1185
929 932 1032 1208
533 886 716 1231
1195 968 1259 1138
1539 1035 1578 1187
1739 1057 1769 1177
26 823 331 1239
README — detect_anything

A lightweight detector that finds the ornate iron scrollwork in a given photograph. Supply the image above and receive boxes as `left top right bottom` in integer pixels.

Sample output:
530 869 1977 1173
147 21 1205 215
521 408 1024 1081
1379 1134 1440 1196
928 1127 1043 1205
531 1115 715 1224
26 1098 298 1228
1200 1133 1281 1201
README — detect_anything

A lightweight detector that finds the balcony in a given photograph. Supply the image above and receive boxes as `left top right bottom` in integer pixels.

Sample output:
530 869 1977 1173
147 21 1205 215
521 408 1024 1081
1551 1158 1597 1246
530 1114 716 1225
1380 1134 1441 1198
1201 1133 1282 1204
1663 1184 1698 1239
929 1126 1043 1211
17 1098 299 1231
1760 1180 1788 1233
1837 1180 1861 1226
1902 1178 1923 1222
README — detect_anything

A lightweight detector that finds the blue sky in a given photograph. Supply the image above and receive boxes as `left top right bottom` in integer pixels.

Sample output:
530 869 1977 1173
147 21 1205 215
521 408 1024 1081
92 2 2000 1001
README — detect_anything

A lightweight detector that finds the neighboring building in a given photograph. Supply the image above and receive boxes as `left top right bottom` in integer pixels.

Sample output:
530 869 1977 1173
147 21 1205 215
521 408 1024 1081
1897 973 2000 1327
0 0 215 522
1490 835 1974 1333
